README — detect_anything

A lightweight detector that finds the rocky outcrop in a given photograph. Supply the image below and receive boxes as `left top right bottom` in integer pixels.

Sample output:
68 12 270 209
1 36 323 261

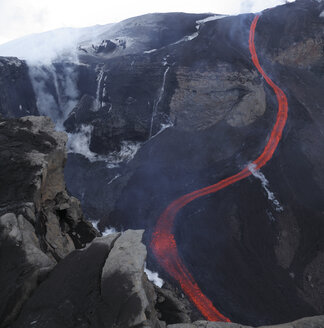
11 230 162 328
169 65 266 130
0 57 38 117
99 230 161 328
0 116 98 327
6 226 324 328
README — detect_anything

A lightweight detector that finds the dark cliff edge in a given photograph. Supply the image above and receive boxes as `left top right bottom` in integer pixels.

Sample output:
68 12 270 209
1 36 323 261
0 57 38 117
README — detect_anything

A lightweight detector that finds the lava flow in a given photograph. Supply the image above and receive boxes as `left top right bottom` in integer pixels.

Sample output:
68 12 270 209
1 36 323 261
151 15 288 322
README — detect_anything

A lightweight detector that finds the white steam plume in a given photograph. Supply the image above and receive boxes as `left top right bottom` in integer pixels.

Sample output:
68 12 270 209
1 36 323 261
248 163 283 212
240 0 295 13
144 262 164 288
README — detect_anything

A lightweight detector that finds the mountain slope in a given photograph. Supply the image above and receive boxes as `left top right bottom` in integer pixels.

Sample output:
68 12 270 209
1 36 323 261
0 1 324 326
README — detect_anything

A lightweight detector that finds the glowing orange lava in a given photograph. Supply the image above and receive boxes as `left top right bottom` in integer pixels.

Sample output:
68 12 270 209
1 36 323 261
151 15 288 321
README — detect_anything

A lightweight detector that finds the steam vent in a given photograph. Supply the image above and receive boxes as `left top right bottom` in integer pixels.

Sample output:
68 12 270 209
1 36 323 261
0 0 324 327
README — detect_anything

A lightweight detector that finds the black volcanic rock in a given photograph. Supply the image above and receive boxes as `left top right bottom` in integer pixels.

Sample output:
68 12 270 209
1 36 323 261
0 116 98 327
0 57 38 117
95 39 117 54
168 316 324 328
11 230 166 328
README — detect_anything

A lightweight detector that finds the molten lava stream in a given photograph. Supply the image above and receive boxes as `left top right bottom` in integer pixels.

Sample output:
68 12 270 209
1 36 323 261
151 15 288 322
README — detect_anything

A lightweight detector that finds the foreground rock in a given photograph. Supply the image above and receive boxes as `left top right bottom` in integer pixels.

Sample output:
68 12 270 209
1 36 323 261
7 225 324 328
0 116 98 327
168 315 324 328
11 230 165 328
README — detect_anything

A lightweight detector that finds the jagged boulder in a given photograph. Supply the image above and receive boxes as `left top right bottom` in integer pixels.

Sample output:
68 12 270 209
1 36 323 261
11 230 164 328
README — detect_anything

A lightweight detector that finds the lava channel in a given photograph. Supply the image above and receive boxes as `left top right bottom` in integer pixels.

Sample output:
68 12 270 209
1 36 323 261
151 15 288 322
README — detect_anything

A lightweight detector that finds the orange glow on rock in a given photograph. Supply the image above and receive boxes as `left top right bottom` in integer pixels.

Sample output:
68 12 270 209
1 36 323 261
151 15 288 322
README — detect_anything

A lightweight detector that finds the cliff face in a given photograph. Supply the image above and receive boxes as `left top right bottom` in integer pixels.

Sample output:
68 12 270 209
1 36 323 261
0 57 38 117
0 116 98 326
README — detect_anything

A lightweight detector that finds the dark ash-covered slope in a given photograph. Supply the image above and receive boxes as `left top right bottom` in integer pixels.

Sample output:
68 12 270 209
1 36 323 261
65 1 324 325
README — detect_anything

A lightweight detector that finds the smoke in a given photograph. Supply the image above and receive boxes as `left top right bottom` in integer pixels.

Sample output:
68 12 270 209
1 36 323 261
144 262 164 288
239 0 294 13
0 25 84 129
67 125 98 160
248 163 283 212
28 63 79 127
28 62 79 130
102 226 118 236
90 219 119 236
0 27 81 65
28 65 61 122
240 0 254 13
67 124 142 164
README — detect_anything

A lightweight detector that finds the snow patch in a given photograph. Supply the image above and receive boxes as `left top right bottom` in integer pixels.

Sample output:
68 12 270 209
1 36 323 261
320 10 324 18
248 163 283 212
107 174 121 185
150 122 173 139
149 66 170 138
144 263 164 288
144 49 157 54
196 15 227 29
171 32 199 46
169 15 226 47
95 69 104 111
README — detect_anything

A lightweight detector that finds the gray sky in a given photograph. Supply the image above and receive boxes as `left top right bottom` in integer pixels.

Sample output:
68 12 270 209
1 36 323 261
0 0 293 45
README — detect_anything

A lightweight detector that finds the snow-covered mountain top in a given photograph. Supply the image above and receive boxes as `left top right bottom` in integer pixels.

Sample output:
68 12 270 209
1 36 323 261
0 12 215 64
0 24 113 64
